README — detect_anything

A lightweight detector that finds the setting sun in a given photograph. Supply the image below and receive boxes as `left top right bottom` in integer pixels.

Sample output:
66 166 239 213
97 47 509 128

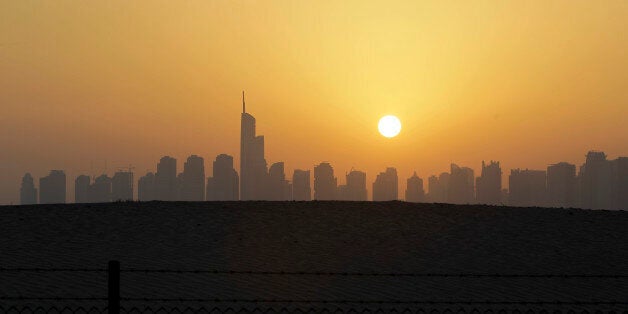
378 115 402 138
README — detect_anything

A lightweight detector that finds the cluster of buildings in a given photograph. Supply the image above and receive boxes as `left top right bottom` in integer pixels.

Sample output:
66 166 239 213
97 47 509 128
18 95 627 210
422 154 627 210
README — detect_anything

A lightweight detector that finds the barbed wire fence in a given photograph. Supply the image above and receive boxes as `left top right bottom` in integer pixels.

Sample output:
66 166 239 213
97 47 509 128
1 261 628 314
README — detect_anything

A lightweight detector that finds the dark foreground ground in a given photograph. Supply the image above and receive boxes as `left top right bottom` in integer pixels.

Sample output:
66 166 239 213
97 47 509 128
1 201 627 313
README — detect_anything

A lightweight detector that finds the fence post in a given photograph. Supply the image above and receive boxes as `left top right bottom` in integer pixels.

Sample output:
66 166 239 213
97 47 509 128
108 260 120 314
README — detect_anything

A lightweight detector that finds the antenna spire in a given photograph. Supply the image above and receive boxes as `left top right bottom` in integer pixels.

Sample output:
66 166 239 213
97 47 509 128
242 90 246 113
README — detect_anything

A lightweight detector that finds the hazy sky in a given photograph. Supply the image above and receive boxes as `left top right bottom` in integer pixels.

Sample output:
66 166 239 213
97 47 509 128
1 1 627 204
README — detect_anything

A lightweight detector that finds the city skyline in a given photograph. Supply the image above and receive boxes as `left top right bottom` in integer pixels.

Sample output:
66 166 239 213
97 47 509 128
1 1 627 205
5 92 628 205
14 99 628 210
18 149 628 210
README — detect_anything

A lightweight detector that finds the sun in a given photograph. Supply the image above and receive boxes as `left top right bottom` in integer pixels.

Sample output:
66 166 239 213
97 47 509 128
378 115 402 138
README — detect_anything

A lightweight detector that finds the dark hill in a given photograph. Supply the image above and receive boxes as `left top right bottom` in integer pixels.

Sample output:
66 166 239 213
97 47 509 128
1 201 627 312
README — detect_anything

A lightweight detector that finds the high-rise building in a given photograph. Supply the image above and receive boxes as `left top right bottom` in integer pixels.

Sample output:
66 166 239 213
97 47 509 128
373 167 398 201
578 151 613 210
476 161 502 205
179 155 205 201
240 92 269 200
427 172 449 203
405 172 424 203
138 172 156 201
154 156 177 201
339 170 367 201
448 164 475 204
90 174 112 203
427 175 439 202
111 171 134 201
207 154 239 201
547 162 577 208
612 157 628 210
39 170 66 204
268 162 291 200
508 169 547 207
314 162 337 200
20 173 37 205
292 169 311 201
75 175 91 203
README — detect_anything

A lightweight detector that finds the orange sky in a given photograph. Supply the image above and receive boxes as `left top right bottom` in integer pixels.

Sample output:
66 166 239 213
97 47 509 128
1 1 627 204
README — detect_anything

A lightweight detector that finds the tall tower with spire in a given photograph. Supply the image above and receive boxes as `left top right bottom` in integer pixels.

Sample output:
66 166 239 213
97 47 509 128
405 171 425 202
240 92 269 200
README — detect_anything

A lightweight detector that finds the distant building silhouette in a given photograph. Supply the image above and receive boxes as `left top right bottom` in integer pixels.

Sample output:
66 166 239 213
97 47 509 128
240 92 269 200
448 164 474 204
476 161 501 205
405 172 424 203
547 162 577 208
206 154 239 201
508 169 546 207
74 175 91 203
268 162 291 200
314 162 337 200
612 157 628 210
90 174 111 203
338 170 367 201
578 151 613 210
39 170 66 204
155 156 177 201
111 171 134 201
373 167 398 201
179 155 205 201
20 173 37 205
427 172 449 203
292 169 311 201
138 172 156 201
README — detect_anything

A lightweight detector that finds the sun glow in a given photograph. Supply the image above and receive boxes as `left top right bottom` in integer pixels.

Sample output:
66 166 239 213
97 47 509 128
378 115 402 138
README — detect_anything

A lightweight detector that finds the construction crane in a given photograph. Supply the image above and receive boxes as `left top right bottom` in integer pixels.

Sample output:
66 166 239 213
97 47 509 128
116 164 135 174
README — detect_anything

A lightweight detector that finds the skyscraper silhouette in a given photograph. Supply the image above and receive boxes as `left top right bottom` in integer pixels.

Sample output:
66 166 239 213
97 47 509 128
314 162 337 200
207 154 239 201
155 156 177 201
75 175 91 203
20 173 37 205
39 170 66 204
268 162 291 200
90 174 112 203
179 155 205 201
427 172 449 203
612 157 628 210
372 167 398 201
138 172 156 201
476 161 502 205
448 164 475 204
240 92 269 200
547 162 577 208
508 169 547 207
292 169 311 201
111 171 134 201
338 170 367 201
405 172 424 203
579 151 612 210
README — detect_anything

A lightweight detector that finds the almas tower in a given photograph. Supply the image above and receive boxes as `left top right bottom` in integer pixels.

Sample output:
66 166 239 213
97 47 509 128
240 92 269 200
